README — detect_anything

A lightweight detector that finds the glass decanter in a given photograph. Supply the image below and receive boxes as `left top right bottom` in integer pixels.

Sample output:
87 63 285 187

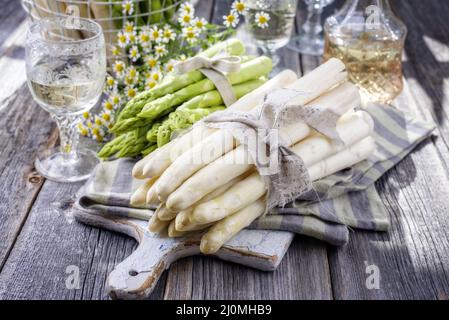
323 0 407 104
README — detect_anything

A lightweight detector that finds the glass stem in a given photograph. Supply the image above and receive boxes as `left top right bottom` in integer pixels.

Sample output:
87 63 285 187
302 0 325 40
52 114 80 162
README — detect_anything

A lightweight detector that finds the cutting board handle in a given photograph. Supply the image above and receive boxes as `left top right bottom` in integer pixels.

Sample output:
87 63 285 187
106 232 202 300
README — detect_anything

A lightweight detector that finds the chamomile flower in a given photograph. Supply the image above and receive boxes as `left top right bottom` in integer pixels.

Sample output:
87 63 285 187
192 17 207 31
182 26 199 44
255 12 270 28
162 26 176 43
111 46 121 56
139 27 151 47
146 55 159 69
82 111 90 120
94 115 103 127
101 111 112 124
113 61 126 77
103 99 114 111
124 21 135 34
223 11 239 28
126 66 139 80
122 1 134 16
105 76 117 91
232 1 248 16
145 79 158 90
128 45 140 62
165 60 176 73
180 2 195 15
124 75 136 87
126 32 137 44
178 11 193 26
125 86 137 99
117 31 128 48
109 93 121 108
150 69 162 82
154 44 168 58
149 26 163 43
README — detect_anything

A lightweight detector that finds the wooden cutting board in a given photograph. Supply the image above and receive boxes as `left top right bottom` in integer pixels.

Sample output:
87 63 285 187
74 210 294 300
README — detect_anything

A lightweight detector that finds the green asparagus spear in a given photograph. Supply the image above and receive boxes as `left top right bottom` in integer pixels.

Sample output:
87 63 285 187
142 144 158 156
137 56 272 120
179 78 267 110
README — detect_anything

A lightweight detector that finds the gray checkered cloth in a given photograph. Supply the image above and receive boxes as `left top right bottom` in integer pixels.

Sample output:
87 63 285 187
76 104 435 245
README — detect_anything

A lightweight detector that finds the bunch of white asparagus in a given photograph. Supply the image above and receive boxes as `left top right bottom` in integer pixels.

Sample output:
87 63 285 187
130 58 376 254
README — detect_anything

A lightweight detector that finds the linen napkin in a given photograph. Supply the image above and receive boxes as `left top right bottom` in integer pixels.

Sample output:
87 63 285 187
75 104 435 245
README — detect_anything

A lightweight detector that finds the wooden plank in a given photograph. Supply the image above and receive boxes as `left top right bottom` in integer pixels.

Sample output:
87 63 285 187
325 0 449 299
0 81 58 270
0 181 166 299
175 0 333 300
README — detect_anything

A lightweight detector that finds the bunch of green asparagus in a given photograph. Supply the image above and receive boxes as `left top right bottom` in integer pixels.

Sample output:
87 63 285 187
98 39 273 159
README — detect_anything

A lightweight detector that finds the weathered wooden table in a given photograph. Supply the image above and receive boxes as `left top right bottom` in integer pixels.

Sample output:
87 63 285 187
1 0 448 300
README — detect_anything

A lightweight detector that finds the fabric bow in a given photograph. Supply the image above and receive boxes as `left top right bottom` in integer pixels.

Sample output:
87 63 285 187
174 54 242 107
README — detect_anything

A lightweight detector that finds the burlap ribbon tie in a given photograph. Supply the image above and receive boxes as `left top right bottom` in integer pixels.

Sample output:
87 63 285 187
174 55 242 107
201 88 343 211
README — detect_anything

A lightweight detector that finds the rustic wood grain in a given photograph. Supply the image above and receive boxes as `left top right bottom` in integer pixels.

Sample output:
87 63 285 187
0 0 26 47
0 181 166 300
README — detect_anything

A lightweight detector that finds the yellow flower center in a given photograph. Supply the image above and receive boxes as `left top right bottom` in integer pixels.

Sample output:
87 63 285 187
127 88 136 97
112 47 120 56
112 96 120 105
152 73 160 81
107 78 115 86
125 25 133 33
164 30 172 38
236 3 245 12
140 34 149 42
124 4 131 11
183 15 191 23
104 101 113 110
167 65 174 72
95 118 102 126
129 69 137 77
82 111 89 119
102 113 111 121
148 81 156 89
227 15 235 23
118 34 126 43
259 16 267 24
115 63 124 72
128 34 136 42
152 31 160 39
147 58 157 68
196 21 204 28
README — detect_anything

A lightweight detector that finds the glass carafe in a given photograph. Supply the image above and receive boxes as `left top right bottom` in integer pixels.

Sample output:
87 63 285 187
323 0 407 104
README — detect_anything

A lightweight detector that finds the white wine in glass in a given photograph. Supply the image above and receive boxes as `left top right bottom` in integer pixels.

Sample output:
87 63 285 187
26 17 107 182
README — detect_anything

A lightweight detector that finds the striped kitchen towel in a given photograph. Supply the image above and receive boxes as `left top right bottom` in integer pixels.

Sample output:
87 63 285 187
75 104 435 246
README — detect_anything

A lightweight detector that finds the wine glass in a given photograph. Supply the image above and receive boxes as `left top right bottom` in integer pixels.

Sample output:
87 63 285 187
25 17 107 183
288 0 335 55
244 0 298 67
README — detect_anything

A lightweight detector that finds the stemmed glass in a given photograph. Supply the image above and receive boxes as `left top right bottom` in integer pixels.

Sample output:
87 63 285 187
244 0 298 67
26 17 107 182
288 0 334 55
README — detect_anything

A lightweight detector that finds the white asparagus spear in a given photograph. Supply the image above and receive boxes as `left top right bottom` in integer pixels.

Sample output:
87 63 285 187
134 70 298 179
168 220 185 237
308 136 376 180
191 111 373 223
156 204 177 221
200 198 266 254
129 176 158 207
165 82 360 211
200 136 376 254
146 177 161 205
148 212 170 233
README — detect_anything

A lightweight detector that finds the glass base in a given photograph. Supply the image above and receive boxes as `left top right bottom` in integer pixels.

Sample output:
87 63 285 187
287 34 324 56
35 148 99 183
